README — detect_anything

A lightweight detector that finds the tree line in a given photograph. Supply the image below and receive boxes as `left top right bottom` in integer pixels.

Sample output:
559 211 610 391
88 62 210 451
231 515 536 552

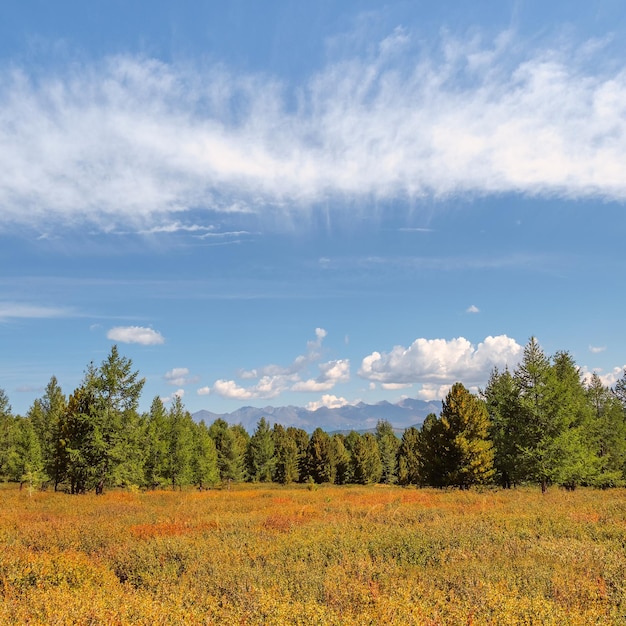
1 339 625 493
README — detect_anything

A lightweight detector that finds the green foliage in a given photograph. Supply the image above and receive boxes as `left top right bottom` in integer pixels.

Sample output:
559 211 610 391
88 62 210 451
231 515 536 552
306 428 337 483
351 433 383 484
165 396 194 489
483 367 523 487
0 388 13 479
396 426 421 485
247 417 275 482
417 385 494 488
190 420 219 489
375 420 399 484
143 397 170 489
209 419 245 483
272 424 300 484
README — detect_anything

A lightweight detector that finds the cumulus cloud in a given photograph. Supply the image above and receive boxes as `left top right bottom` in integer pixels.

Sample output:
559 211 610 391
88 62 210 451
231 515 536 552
292 359 350 392
306 394 353 411
163 367 199 386
107 325 165 345
2 31 626 234
359 335 522 386
583 365 626 389
466 305 480 314
209 328 350 401
161 388 185 403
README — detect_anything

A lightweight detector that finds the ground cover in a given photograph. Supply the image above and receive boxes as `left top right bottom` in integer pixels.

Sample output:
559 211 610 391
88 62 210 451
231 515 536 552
0 484 624 625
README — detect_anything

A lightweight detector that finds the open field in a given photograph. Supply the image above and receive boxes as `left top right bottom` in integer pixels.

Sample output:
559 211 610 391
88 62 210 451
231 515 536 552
0 485 625 625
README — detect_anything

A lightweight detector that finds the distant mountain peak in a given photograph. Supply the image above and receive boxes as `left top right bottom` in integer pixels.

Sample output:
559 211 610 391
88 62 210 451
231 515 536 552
192 397 439 434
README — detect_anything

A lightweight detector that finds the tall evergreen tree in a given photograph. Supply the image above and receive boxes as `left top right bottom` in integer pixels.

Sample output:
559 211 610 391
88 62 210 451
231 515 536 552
0 388 14 480
247 417 275 482
190 420 219 489
306 427 337 483
352 432 383 484
439 383 494 488
7 417 45 492
57 347 145 493
165 396 194 489
272 424 300 484
397 426 421 485
375 420 399 484
209 419 245 483
514 337 556 492
483 367 524 488
331 434 352 485
416 412 450 487
286 427 309 482
586 373 626 486
143 397 170 489
29 376 66 489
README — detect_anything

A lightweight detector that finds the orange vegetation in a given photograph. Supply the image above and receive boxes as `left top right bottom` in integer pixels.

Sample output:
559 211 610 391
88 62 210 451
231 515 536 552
0 483 624 625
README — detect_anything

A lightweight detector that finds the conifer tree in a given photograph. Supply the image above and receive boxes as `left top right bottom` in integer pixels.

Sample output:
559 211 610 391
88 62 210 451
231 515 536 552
483 367 523 488
0 388 13 480
144 397 170 489
165 396 194 489
439 382 494 488
29 376 66 488
191 420 219 489
272 424 299 484
375 420 399 483
247 417 275 482
586 373 626 486
352 432 383 484
209 419 245 483
306 427 337 483
397 426 421 485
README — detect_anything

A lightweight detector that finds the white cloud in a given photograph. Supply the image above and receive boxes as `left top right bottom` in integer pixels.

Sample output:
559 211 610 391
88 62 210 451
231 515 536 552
164 367 199 386
589 345 606 353
161 388 185 403
306 394 353 411
583 365 626 389
0 302 72 321
197 386 211 396
2 32 626 234
416 384 453 402
381 382 413 390
212 377 286 401
466 305 480 314
107 325 165 345
359 335 522 386
210 328 350 400
292 359 350 392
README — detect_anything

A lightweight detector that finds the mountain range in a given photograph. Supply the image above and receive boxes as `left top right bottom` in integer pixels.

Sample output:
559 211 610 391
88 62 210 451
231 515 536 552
192 397 441 434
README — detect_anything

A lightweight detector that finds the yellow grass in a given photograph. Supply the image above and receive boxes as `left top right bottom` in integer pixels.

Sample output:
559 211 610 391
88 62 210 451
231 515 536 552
0 484 625 625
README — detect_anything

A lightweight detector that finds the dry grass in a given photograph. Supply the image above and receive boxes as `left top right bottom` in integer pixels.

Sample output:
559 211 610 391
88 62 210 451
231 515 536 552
0 484 625 625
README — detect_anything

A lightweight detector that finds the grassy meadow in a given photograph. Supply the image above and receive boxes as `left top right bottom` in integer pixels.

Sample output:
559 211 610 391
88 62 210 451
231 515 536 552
0 484 625 625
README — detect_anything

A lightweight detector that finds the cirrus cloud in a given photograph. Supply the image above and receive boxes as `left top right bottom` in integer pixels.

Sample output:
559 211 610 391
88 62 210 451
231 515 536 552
2 31 626 234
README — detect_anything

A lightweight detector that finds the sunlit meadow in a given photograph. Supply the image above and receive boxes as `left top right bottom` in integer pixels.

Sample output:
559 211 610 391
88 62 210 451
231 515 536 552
1 485 625 625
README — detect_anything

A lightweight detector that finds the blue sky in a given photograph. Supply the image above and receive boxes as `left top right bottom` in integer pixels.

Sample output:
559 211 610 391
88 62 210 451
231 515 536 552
1 0 625 418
